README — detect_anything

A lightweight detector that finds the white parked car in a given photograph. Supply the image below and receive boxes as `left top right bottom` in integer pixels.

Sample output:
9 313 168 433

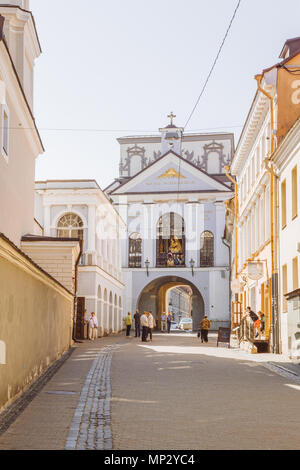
179 318 193 331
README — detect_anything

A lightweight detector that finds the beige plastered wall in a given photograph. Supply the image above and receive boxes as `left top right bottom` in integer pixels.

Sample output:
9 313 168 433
0 237 74 411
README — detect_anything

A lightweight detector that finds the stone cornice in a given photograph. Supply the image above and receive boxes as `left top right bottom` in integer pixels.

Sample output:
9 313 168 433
231 85 273 175
0 5 41 55
78 265 124 290
0 41 43 155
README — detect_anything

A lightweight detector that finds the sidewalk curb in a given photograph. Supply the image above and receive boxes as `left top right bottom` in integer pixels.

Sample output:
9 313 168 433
263 362 300 383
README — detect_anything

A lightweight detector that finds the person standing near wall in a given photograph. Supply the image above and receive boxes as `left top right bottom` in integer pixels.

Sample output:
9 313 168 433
141 311 149 342
148 311 155 342
167 312 172 334
161 312 167 332
88 312 98 341
246 306 259 323
134 309 141 338
125 312 133 338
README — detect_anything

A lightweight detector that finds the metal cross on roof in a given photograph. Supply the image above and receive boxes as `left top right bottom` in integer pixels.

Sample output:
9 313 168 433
168 112 176 126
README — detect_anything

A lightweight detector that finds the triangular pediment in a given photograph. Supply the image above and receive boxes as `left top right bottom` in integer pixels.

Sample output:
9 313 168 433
110 151 231 195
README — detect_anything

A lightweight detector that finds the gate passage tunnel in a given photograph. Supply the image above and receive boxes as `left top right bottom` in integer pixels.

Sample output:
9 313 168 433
137 276 205 331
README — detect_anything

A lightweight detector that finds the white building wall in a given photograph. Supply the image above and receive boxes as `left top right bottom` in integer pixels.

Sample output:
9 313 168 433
278 144 300 355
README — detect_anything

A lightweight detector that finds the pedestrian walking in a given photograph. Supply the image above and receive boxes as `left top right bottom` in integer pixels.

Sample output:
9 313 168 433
198 315 211 344
140 311 149 342
125 312 132 338
88 312 98 341
161 312 167 332
148 311 156 342
84 309 89 339
167 312 172 334
134 309 141 338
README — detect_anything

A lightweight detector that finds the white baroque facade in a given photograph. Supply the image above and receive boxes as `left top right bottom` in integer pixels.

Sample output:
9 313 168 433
106 118 234 330
35 180 125 335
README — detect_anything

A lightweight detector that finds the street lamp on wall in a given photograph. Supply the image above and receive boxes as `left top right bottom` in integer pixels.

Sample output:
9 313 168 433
145 258 150 277
190 259 195 277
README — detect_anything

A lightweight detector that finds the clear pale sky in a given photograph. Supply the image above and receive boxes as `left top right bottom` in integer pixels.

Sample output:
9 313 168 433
31 0 300 189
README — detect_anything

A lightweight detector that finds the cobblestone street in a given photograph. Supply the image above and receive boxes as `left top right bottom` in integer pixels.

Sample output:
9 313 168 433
1 332 300 450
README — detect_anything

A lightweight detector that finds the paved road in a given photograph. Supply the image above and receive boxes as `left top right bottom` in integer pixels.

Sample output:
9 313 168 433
0 332 300 450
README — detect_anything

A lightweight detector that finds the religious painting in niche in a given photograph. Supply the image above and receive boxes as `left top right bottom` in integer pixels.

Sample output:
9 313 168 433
200 231 214 267
157 213 185 267
57 213 84 240
129 232 142 268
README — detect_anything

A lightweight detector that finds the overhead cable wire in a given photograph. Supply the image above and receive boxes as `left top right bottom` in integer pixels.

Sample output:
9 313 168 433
184 0 242 129
3 124 243 133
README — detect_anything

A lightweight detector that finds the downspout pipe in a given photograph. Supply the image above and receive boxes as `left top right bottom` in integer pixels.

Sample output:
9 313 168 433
225 166 238 280
255 74 278 353
222 236 232 328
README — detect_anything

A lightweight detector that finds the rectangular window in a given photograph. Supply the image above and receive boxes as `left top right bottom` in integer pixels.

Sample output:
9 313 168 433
293 257 299 291
247 216 251 258
281 179 287 229
292 165 298 220
256 147 260 176
265 189 270 239
255 206 258 251
3 110 8 155
260 195 265 244
261 133 266 161
247 167 250 193
239 227 243 268
0 104 9 162
282 264 288 313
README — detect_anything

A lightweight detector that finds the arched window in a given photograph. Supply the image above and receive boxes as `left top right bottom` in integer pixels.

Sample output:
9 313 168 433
157 213 185 267
129 233 142 268
57 213 84 240
97 285 102 300
200 231 214 267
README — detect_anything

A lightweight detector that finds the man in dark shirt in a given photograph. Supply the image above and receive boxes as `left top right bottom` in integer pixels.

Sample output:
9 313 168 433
246 306 259 323
134 309 141 338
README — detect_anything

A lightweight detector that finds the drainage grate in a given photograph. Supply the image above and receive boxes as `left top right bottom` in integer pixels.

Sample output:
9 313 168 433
46 391 77 396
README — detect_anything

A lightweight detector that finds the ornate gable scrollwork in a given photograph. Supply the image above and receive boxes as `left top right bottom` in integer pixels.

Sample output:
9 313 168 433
153 150 162 161
195 141 230 174
147 151 162 166
120 144 146 177
183 150 195 162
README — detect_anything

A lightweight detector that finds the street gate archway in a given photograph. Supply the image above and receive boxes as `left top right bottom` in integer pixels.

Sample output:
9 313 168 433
137 276 204 331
